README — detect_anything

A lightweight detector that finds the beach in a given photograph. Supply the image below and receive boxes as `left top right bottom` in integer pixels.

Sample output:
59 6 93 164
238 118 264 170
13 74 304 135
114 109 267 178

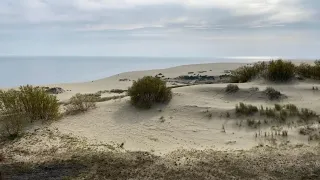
1 61 320 179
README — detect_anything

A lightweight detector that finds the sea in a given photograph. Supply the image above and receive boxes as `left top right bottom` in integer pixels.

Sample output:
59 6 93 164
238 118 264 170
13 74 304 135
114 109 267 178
0 56 268 87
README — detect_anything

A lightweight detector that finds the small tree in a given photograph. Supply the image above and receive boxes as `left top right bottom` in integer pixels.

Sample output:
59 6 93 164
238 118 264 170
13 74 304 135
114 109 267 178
128 76 172 109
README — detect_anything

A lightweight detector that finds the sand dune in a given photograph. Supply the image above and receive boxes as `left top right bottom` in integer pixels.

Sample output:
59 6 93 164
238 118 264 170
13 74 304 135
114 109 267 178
41 61 319 155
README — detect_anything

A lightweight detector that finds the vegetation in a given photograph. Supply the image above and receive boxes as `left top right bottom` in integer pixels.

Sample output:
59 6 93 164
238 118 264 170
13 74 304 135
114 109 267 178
274 104 282 111
266 60 295 82
230 62 267 83
264 87 282 100
65 93 98 115
231 59 320 83
225 84 239 93
299 108 318 122
128 76 172 109
109 89 127 94
235 103 258 116
0 85 60 139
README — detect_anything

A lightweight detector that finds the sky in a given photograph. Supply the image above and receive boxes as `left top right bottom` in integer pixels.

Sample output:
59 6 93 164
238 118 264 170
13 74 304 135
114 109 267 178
0 0 319 58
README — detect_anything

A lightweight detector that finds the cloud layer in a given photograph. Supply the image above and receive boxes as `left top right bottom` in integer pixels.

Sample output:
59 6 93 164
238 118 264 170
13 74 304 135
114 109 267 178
0 0 319 57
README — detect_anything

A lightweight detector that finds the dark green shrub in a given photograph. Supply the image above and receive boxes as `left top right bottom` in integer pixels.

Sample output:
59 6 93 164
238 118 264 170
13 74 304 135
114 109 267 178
235 103 258 116
285 104 299 116
265 87 282 100
279 109 288 122
230 62 267 83
65 93 98 115
110 89 127 94
265 107 276 118
225 84 239 93
299 108 317 122
128 76 172 109
274 104 282 111
266 59 295 82
296 63 313 78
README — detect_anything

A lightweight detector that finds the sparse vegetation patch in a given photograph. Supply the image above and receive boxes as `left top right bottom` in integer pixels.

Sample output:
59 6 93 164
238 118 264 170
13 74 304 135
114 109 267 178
225 84 239 93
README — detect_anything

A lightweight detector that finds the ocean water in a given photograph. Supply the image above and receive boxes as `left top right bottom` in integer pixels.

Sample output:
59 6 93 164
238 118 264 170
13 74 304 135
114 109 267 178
0 56 245 87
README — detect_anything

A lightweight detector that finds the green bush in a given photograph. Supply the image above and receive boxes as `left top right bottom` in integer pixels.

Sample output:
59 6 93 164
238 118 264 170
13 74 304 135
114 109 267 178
225 84 239 93
235 103 258 116
299 108 317 122
0 85 60 121
0 86 59 139
18 85 60 121
285 104 299 116
266 59 295 82
274 104 282 111
65 93 98 115
230 62 267 83
128 76 172 109
265 87 282 100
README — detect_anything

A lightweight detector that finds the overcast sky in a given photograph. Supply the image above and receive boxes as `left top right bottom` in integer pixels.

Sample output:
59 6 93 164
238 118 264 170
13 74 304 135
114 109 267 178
0 0 319 58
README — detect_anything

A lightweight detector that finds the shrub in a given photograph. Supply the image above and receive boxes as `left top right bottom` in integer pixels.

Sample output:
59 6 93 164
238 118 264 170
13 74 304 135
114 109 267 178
274 104 282 111
225 84 239 93
265 87 282 100
266 59 295 82
285 104 299 116
230 62 267 83
299 108 317 122
0 85 60 122
299 126 317 135
279 109 288 122
18 85 60 121
265 107 276 118
110 89 126 94
0 86 59 139
235 103 258 116
65 93 97 115
128 76 172 109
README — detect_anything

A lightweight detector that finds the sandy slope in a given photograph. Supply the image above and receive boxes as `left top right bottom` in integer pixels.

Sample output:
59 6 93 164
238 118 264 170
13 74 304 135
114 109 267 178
43 61 320 155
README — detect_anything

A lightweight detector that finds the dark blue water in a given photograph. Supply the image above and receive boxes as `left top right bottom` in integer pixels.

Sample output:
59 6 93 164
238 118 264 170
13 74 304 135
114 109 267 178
0 56 245 87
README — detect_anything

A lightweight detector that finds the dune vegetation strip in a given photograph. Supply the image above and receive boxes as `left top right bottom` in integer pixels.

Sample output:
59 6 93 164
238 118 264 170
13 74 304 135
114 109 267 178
230 59 320 83
1 139 320 180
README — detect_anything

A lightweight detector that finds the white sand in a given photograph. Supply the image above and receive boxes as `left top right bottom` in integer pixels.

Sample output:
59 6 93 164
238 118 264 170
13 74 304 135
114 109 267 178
37 61 320 155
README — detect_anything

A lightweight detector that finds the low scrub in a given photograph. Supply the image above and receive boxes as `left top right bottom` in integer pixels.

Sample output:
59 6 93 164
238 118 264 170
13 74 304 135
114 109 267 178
128 76 172 109
231 59 320 83
110 89 127 94
0 85 60 139
230 62 267 83
264 87 282 100
299 108 318 122
65 93 98 115
235 103 258 116
225 84 239 93
266 60 295 82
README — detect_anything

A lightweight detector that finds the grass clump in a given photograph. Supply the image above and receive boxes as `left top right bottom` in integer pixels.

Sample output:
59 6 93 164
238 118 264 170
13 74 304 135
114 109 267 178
128 76 172 109
65 93 97 115
235 103 258 116
225 84 239 93
264 87 282 100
